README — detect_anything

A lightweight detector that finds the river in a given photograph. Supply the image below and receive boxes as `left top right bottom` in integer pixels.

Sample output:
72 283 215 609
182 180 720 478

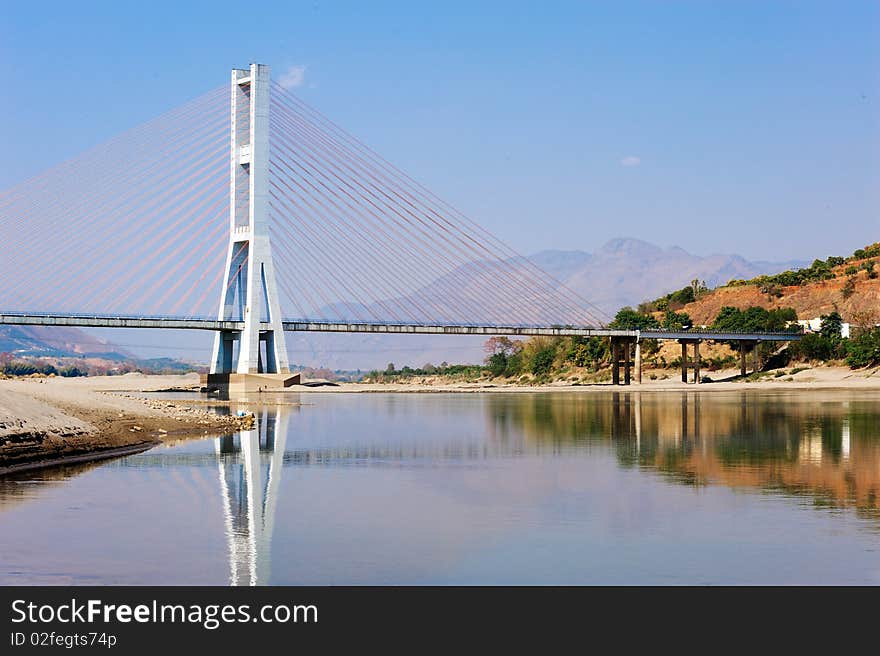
1 389 878 585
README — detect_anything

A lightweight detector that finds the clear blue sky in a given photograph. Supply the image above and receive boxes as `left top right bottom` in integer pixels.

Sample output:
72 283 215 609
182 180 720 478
1 0 877 261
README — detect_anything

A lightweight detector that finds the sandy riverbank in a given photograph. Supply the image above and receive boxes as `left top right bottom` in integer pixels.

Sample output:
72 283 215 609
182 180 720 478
0 373 253 473
285 365 880 393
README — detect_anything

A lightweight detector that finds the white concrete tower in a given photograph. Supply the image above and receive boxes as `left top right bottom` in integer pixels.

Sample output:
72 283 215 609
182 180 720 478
211 64 289 374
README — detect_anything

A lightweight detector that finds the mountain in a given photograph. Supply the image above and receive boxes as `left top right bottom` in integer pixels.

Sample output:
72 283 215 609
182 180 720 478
0 325 133 359
531 238 808 316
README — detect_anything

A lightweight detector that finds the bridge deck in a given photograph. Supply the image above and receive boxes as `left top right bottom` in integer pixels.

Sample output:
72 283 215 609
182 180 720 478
0 313 802 341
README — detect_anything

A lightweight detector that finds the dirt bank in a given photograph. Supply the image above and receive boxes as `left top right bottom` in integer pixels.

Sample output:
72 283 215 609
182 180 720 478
280 365 880 393
0 373 252 473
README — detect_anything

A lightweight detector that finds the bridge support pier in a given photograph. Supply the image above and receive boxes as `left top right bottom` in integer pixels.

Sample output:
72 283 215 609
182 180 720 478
210 63 289 376
634 340 642 384
737 339 762 377
213 331 237 373
678 339 702 384
611 337 636 385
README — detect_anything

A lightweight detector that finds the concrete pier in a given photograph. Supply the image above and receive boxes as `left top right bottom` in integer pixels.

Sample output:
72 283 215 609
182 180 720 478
678 339 703 384
611 337 636 385
634 341 642 384
736 339 762 377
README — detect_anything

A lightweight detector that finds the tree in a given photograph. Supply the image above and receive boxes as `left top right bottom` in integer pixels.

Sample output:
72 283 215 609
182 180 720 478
662 310 691 330
483 336 521 357
609 307 660 330
690 279 708 298
568 336 609 369
819 312 843 340
486 353 509 377
712 306 797 333
789 333 834 362
668 285 695 307
385 362 396 374
846 328 880 368
531 346 555 376
482 337 523 378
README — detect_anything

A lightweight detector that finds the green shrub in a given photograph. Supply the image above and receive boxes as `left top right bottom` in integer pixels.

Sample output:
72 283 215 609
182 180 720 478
788 333 846 362
486 353 508 377
531 346 556 376
568 336 608 369
846 328 880 368
608 307 660 330
662 310 691 330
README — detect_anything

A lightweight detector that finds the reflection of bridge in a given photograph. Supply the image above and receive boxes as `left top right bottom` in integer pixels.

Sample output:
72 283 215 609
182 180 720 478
0 62 800 385
489 390 880 516
214 407 289 586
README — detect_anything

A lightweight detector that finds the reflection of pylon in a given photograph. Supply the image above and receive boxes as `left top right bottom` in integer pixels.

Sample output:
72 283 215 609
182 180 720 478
215 406 289 586
210 64 289 374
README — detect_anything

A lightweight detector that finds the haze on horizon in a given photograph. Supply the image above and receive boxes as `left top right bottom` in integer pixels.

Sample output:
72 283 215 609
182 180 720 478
0 1 877 264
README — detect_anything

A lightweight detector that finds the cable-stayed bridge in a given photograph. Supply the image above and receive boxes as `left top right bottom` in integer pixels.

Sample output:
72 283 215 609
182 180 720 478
0 64 799 385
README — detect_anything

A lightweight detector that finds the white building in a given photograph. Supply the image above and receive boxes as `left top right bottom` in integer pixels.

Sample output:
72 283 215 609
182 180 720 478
796 318 850 338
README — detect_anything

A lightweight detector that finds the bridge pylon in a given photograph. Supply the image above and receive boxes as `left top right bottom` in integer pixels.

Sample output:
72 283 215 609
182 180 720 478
211 64 290 375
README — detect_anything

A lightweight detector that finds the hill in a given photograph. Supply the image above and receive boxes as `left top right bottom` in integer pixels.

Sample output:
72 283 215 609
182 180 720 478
668 243 880 326
0 326 200 376
0 325 132 359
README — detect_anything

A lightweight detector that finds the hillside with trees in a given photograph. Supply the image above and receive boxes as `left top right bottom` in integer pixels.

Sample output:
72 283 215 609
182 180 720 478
647 243 880 327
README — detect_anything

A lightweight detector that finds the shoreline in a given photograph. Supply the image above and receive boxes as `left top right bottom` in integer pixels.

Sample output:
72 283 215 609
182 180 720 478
0 441 159 476
282 364 880 394
0 374 254 474
2 366 878 474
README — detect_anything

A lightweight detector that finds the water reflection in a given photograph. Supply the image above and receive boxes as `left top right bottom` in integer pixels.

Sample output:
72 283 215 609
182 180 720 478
214 392 880 583
215 407 289 586
485 391 880 518
1 390 879 585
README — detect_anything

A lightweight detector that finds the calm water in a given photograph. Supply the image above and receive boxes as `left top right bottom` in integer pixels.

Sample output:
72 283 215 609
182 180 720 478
1 390 879 585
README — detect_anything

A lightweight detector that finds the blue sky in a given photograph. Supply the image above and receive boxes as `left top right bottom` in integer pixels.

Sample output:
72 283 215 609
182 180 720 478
1 0 877 261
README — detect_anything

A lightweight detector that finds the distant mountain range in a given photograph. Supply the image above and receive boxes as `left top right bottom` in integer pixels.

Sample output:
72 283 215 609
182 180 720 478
530 238 808 316
0 325 132 359
0 238 809 370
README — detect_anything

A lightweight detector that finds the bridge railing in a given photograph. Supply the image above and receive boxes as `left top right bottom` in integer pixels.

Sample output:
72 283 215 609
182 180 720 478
0 311 805 340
